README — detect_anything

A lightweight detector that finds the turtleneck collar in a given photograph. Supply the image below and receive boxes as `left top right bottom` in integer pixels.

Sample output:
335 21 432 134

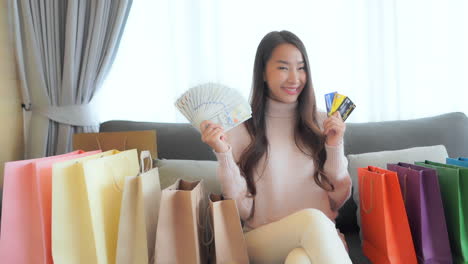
265 97 298 118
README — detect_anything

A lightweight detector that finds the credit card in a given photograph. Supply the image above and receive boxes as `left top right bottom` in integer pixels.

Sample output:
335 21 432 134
335 96 356 121
325 92 337 113
330 93 347 115
325 92 356 121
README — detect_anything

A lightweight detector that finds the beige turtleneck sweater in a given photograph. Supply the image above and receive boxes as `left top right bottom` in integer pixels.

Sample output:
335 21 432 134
214 98 352 231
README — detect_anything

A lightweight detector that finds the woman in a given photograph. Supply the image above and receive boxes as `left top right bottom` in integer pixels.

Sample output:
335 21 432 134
201 30 352 263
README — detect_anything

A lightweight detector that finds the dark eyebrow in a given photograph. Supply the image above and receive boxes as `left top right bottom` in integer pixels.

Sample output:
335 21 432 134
275 60 305 65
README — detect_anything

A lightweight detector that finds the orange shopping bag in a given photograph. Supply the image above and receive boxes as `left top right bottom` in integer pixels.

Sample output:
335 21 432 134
358 166 417 264
0 150 99 264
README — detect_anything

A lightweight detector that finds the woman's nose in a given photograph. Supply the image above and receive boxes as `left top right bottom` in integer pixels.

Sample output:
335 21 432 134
288 69 299 83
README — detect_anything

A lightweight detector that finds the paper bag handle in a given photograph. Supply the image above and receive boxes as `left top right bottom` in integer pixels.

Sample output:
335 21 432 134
203 193 225 247
140 150 153 173
101 156 131 193
402 173 408 205
360 173 374 214
95 135 127 151
203 202 214 247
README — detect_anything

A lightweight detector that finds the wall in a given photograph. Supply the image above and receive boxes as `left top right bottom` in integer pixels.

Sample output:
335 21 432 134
0 0 23 185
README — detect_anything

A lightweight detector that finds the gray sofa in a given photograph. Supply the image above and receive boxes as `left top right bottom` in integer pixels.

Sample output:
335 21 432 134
100 112 468 263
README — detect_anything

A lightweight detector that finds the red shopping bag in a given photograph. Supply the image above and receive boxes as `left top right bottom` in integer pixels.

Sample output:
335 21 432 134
358 166 417 264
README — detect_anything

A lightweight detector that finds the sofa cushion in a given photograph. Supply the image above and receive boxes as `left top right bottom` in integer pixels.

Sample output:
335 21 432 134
344 112 468 158
100 121 216 160
155 159 221 194
347 145 448 235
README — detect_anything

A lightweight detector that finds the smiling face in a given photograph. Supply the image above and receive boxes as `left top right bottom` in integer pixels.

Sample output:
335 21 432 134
264 43 307 104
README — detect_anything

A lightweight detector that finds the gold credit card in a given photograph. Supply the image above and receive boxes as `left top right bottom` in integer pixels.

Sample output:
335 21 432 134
325 92 356 121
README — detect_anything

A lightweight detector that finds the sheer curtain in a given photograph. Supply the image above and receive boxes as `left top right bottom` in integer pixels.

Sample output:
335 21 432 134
93 0 468 124
10 0 132 158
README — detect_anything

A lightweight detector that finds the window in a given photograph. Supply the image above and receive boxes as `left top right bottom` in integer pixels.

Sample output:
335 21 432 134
93 0 468 123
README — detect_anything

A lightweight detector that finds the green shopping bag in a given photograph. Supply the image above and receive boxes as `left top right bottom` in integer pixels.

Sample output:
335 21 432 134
415 160 468 264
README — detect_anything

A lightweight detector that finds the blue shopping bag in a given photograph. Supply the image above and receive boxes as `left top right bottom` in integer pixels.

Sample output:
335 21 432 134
446 157 468 167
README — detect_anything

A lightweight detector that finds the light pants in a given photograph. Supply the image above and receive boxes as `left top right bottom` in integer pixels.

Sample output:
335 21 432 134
244 209 352 264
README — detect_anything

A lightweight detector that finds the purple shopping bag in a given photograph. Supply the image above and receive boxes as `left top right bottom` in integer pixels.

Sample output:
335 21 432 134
387 162 452 264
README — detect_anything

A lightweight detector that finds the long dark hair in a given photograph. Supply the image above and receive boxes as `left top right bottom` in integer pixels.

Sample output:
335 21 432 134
239 30 335 219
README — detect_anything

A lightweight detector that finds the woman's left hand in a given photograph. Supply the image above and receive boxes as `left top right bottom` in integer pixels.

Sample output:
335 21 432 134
323 111 346 146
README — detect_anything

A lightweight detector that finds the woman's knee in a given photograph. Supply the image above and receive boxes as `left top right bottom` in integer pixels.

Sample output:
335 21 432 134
294 208 332 228
285 248 312 264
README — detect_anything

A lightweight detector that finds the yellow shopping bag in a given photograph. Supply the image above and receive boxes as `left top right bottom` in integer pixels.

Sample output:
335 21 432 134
83 149 140 264
51 149 139 264
52 150 118 264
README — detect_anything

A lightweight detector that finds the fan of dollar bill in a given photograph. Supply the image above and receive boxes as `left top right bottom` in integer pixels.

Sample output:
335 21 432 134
175 83 252 132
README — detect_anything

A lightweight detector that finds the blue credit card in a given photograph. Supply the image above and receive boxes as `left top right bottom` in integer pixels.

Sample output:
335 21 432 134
325 92 337 113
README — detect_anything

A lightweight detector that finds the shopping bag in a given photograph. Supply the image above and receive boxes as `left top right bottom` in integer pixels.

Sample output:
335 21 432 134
73 130 157 159
52 150 119 264
447 157 468 167
82 149 140 264
0 150 95 264
358 166 418 264
207 193 249 264
52 149 139 264
116 150 161 264
415 160 468 263
154 179 208 264
387 163 452 263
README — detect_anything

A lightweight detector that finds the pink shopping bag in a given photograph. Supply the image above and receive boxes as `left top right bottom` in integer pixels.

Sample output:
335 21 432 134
0 150 99 264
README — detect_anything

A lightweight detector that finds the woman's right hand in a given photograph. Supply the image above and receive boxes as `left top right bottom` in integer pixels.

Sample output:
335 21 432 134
200 120 230 153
